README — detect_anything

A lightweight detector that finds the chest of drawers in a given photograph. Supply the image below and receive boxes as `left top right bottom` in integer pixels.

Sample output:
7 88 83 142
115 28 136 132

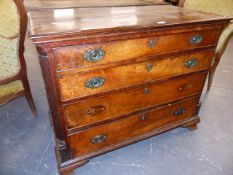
28 5 231 175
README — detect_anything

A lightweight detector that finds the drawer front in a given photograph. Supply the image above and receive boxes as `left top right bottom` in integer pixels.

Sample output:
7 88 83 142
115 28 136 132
68 97 199 157
64 72 206 130
59 51 213 101
54 29 219 71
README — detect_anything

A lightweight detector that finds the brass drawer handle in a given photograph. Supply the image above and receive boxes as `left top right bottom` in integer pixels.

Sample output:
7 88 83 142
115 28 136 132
85 77 105 88
185 58 198 68
87 105 106 115
149 39 155 48
146 63 153 71
91 134 107 144
83 48 106 62
189 35 203 45
173 108 186 116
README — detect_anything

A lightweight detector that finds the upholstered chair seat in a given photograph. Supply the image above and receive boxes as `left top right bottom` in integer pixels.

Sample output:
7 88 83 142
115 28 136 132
0 81 23 104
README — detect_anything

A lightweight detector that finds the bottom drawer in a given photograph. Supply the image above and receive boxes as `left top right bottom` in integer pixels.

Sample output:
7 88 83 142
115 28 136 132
68 96 199 157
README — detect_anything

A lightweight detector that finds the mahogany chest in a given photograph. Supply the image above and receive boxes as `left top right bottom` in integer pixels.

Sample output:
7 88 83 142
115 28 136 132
28 5 231 175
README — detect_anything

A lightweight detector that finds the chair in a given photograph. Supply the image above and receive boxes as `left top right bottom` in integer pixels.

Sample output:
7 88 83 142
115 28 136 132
179 0 233 91
0 0 37 115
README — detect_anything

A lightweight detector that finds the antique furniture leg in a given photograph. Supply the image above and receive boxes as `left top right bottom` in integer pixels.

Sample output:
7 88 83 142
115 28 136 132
58 160 90 175
60 170 74 175
183 122 198 130
182 117 200 130
56 146 89 175
207 59 218 91
22 75 37 116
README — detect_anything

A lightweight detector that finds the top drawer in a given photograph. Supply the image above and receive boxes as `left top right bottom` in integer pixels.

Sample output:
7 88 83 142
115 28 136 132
54 28 220 72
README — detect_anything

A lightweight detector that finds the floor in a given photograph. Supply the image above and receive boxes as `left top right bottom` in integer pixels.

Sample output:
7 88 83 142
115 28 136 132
0 35 233 175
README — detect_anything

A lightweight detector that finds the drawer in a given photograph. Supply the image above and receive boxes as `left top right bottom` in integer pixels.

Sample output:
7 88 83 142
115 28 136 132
54 29 219 71
64 72 206 131
68 96 199 157
58 51 213 101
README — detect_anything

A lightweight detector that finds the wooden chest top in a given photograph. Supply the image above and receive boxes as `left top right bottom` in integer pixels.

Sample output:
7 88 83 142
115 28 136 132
28 5 231 42
25 0 168 10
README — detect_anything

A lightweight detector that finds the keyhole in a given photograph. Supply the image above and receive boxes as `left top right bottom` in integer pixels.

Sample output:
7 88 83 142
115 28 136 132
149 39 155 48
91 51 98 58
144 88 149 95
92 80 98 86
140 114 146 121
147 63 153 71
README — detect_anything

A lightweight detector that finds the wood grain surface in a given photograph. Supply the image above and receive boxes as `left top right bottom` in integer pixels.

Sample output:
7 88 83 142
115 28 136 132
28 5 231 38
27 4 232 175
58 51 213 101
54 29 218 72
68 96 199 157
63 72 206 131
25 0 168 10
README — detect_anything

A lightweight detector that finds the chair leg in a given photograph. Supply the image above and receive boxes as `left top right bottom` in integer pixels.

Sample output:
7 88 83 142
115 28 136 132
22 76 37 116
207 55 221 91
207 68 214 91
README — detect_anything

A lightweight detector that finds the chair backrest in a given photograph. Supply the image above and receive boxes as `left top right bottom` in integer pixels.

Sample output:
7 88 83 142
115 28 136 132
0 0 20 38
0 0 22 80
182 0 233 52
